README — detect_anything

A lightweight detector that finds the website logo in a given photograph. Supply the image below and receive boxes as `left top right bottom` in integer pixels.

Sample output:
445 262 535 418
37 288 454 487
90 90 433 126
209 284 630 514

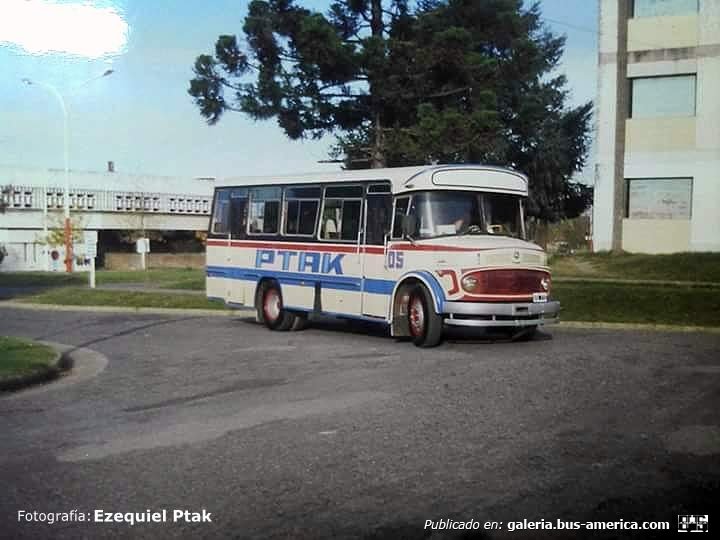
678 515 708 533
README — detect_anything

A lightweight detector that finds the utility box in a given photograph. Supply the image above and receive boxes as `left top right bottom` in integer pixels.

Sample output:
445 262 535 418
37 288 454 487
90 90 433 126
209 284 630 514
83 230 98 259
135 238 150 254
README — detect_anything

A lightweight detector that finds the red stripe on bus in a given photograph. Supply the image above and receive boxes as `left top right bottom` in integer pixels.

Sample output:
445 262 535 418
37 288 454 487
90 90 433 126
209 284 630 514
206 239 385 255
388 243 479 252
389 243 543 253
207 239 540 255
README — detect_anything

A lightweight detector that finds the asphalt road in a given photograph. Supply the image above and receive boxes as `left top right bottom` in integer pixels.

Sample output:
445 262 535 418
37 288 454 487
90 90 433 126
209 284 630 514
1 307 718 539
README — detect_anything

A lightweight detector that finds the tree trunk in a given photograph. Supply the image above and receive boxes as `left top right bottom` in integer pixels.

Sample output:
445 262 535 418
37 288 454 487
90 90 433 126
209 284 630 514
371 111 385 169
369 0 386 169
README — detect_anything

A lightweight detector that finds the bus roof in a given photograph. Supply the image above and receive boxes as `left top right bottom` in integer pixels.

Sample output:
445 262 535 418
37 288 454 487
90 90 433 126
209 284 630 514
217 164 528 196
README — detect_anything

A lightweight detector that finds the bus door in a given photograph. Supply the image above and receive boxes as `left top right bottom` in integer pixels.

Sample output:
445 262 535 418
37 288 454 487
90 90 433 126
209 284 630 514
227 188 248 305
361 184 393 318
207 188 233 300
318 185 364 316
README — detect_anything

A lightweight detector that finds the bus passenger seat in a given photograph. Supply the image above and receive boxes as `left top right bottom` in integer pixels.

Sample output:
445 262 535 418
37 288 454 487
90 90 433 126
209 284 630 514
324 218 338 239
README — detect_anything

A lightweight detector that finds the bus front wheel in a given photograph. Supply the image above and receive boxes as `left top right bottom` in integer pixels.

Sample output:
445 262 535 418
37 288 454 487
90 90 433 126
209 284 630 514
407 284 443 348
258 282 295 331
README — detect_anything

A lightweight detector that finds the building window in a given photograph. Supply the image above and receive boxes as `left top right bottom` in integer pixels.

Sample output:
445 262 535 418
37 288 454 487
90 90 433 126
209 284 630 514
626 178 692 219
630 75 696 118
632 0 698 18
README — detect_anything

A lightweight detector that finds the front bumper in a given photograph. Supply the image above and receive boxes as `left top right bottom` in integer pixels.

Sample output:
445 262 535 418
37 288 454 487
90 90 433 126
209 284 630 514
443 300 560 327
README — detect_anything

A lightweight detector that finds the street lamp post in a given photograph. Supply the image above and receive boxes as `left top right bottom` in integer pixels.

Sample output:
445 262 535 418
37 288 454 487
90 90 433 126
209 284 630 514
22 70 114 273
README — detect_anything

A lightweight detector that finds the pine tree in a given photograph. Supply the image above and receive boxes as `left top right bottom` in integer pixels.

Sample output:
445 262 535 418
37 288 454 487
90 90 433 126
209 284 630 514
189 0 593 221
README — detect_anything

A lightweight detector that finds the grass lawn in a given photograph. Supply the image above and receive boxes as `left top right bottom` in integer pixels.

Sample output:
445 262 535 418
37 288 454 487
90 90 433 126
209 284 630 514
19 287 225 310
13 282 719 327
163 276 205 290
1 268 205 290
551 252 720 283
0 336 57 381
5 262 720 326
554 282 720 327
95 268 203 287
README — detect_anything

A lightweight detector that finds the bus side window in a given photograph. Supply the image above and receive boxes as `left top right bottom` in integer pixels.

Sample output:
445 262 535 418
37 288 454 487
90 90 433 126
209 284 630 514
340 200 361 240
391 197 410 239
211 189 231 235
284 186 321 237
248 187 281 235
230 188 248 238
321 201 341 239
366 194 392 245
320 185 364 242
285 200 300 235
298 201 319 235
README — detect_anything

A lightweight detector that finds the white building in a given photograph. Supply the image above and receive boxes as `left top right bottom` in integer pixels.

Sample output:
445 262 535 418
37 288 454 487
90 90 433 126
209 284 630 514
593 0 720 253
0 164 213 271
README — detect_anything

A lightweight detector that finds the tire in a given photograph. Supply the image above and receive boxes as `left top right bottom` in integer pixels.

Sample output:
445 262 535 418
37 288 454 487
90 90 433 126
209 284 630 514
258 282 296 331
407 284 443 348
514 325 538 341
289 313 309 331
499 325 537 342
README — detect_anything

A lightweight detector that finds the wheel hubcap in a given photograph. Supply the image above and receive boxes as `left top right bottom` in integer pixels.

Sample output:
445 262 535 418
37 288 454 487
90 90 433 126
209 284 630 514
409 295 425 337
263 289 281 322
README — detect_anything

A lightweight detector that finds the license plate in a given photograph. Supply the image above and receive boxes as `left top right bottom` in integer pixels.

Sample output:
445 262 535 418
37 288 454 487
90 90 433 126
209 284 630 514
533 292 548 303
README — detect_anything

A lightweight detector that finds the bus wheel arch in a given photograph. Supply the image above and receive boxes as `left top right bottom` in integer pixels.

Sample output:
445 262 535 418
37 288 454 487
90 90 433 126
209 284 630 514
391 276 443 347
255 279 296 331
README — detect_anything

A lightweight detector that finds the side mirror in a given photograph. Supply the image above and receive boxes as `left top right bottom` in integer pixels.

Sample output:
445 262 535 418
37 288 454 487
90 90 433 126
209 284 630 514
401 214 418 239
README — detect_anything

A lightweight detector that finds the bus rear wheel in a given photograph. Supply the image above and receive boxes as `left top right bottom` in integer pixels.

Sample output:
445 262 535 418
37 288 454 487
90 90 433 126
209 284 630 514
258 282 295 331
407 284 443 348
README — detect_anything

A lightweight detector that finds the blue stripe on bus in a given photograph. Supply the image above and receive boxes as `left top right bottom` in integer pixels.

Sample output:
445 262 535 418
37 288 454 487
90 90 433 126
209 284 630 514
284 305 389 324
411 270 446 313
207 265 396 295
363 278 395 295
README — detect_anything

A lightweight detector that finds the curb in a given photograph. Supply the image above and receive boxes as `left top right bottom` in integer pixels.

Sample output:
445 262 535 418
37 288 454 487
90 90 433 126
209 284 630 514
1 341 110 399
558 321 720 334
0 342 73 393
553 277 720 288
0 300 241 317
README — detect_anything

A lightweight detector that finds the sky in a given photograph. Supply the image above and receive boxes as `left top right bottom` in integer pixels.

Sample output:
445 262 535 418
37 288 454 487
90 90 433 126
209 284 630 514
0 0 598 180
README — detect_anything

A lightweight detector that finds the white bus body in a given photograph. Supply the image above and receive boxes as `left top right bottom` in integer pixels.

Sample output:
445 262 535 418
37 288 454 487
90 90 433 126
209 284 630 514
206 164 559 347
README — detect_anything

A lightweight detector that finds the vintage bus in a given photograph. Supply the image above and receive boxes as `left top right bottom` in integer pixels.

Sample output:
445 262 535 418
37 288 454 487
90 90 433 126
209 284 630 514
206 165 559 347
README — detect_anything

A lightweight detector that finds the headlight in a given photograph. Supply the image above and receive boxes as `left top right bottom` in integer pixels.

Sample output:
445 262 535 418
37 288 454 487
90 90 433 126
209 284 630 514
461 275 478 292
540 277 550 291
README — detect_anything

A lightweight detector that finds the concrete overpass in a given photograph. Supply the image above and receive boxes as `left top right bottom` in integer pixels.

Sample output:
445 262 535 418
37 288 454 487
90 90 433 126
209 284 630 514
0 165 213 271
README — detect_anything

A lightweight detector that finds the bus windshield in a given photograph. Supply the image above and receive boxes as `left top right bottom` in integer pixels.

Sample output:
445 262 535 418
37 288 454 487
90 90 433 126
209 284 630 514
407 191 524 239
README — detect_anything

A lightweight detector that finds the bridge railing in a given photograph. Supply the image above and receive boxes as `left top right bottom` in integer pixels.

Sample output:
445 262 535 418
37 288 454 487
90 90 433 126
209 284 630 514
1 185 212 215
